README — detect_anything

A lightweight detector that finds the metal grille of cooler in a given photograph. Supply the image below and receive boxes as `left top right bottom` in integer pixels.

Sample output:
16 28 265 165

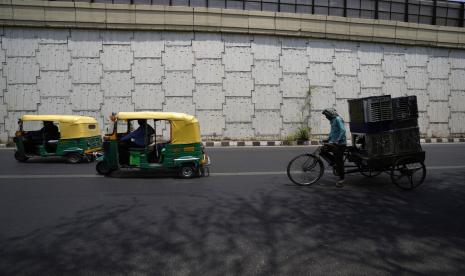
392 96 418 121
365 132 395 156
348 96 392 124
394 127 422 153
366 97 393 122
348 99 364 123
363 127 421 156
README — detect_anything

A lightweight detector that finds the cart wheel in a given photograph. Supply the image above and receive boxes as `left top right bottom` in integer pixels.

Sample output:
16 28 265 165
179 165 195 179
360 169 382 177
96 161 112 175
66 153 82 164
14 151 28 162
357 164 382 178
390 158 426 190
287 154 324 186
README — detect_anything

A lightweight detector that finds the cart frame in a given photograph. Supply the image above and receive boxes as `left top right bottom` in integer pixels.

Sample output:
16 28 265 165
287 143 426 190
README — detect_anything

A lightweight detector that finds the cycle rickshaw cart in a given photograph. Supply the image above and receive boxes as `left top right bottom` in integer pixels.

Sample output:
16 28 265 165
287 95 427 190
287 141 426 190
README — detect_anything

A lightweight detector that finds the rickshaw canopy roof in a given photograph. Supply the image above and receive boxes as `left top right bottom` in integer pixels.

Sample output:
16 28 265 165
20 115 100 139
117 112 197 122
21 115 98 124
116 112 201 144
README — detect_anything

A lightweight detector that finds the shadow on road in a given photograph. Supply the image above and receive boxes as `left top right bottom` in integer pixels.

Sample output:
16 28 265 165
1 171 464 275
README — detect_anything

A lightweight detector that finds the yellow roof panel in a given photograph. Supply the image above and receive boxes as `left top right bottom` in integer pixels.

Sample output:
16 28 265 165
116 112 197 123
21 115 97 124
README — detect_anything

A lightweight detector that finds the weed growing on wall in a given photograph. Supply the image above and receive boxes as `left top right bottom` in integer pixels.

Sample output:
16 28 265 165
293 85 315 142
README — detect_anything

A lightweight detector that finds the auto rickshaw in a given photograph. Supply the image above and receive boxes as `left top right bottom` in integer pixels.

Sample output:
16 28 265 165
96 112 210 178
14 115 102 163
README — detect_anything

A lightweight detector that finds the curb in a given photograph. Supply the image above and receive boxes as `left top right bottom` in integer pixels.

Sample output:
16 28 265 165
202 138 465 147
1 138 464 148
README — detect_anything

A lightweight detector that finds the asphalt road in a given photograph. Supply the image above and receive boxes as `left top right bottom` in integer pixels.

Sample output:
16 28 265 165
0 144 464 275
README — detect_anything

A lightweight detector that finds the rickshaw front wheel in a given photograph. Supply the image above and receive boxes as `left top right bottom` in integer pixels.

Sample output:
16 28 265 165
287 154 324 186
96 161 112 175
178 165 196 179
66 153 82 164
14 151 28 162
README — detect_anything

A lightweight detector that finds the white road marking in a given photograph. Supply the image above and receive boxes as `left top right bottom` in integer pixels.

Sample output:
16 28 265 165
0 174 104 179
211 171 286 176
0 165 464 179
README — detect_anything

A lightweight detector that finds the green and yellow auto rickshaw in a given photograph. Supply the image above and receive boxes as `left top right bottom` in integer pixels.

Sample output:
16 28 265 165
14 115 102 163
96 112 210 178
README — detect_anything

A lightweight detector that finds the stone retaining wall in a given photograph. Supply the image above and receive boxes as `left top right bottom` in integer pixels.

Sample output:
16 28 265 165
0 26 464 142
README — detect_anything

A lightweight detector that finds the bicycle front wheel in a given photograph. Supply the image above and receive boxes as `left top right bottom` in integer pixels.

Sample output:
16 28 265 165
287 154 324 186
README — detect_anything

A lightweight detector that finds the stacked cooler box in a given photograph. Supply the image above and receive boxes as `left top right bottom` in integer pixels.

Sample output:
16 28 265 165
348 95 421 157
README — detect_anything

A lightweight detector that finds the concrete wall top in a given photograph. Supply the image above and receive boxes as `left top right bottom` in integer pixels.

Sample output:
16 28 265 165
0 0 464 48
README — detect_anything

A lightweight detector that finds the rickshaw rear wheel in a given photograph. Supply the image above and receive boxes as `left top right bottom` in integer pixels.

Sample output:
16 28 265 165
14 151 28 162
66 153 82 164
178 165 196 179
96 161 112 175
390 157 426 190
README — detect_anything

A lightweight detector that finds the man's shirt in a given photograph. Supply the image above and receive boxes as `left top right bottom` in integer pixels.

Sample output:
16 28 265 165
328 116 347 145
121 126 154 147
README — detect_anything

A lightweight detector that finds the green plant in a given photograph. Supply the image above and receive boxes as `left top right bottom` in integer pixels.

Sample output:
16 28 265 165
294 126 310 142
297 85 315 139
283 134 295 142
300 86 313 123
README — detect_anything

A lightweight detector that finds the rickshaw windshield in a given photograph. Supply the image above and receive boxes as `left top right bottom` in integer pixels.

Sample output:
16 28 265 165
114 120 129 135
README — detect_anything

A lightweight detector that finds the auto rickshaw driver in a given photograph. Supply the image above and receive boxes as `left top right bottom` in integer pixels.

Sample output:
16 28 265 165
25 121 60 152
121 119 154 148
118 119 155 165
